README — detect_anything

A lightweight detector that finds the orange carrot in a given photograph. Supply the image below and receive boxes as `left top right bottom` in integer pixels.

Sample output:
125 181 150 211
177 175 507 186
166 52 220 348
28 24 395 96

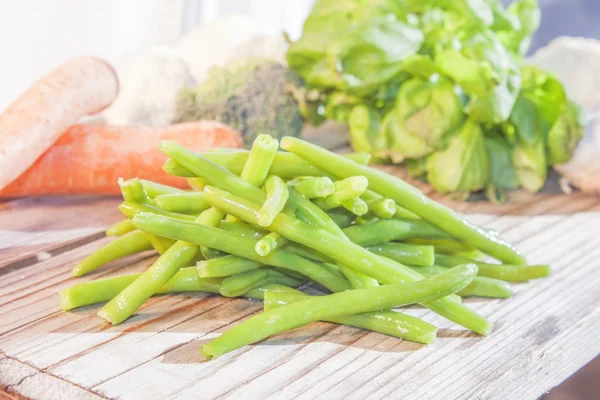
0 122 243 197
0 57 119 190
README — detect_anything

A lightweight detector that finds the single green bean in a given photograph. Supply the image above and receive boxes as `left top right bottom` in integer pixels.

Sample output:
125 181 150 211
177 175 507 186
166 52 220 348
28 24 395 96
362 190 419 219
264 290 438 344
220 269 270 297
60 268 223 311
133 213 351 293
119 178 155 205
409 239 483 259
197 187 491 335
197 255 262 278
280 137 525 265
338 264 379 289
410 265 512 298
327 210 355 229
287 177 335 199
201 264 477 358
355 215 379 225
218 220 267 240
72 230 153 277
265 269 303 288
162 151 371 178
314 176 369 211
243 283 299 300
342 197 368 216
283 243 333 263
146 234 176 255
367 243 435 267
187 177 207 191
258 176 289 226
288 189 345 236
434 254 551 281
119 202 196 222
366 198 396 219
155 192 210 214
240 134 279 187
140 180 184 197
200 246 223 260
255 232 287 256
343 219 452 247
98 207 224 325
105 219 135 237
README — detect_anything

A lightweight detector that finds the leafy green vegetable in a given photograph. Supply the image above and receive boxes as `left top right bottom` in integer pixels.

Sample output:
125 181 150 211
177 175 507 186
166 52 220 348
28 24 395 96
513 142 547 193
426 120 490 194
547 101 585 165
288 0 584 201
383 77 465 160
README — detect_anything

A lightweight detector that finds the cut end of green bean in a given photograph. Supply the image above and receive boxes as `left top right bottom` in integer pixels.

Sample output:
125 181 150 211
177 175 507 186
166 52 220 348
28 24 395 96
255 238 274 257
342 198 368 216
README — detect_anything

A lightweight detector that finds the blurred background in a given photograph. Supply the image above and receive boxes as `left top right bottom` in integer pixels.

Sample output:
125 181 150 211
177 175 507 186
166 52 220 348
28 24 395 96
0 1 598 398
2 0 600 111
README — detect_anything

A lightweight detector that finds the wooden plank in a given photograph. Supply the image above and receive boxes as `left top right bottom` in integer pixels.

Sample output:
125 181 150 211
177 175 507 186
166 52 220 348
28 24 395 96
0 352 105 400
0 196 121 274
0 164 599 399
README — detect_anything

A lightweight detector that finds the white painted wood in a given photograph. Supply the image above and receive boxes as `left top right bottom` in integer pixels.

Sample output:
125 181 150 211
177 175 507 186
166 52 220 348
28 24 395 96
1 174 599 400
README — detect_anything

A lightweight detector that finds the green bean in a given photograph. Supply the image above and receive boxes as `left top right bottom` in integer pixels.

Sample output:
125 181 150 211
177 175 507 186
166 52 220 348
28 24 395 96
196 187 491 335
197 255 262 278
133 213 351 293
280 137 526 265
105 219 135 237
338 265 379 289
258 176 289 226
155 192 210 214
220 269 270 297
264 289 438 344
342 197 369 216
255 232 287 256
98 207 224 325
314 176 369 211
288 190 344 236
60 268 223 311
321 263 348 282
200 246 223 260
146 234 176 255
283 243 333 263
241 134 279 187
265 269 303 288
140 180 184 197
243 283 299 300
355 215 379 225
186 177 207 191
162 151 371 178
119 178 155 205
119 202 196 222
327 210 355 229
367 243 435 267
287 177 335 199
434 254 551 281
366 198 396 219
72 230 153 277
457 277 513 298
409 265 512 298
343 219 451 247
201 264 477 358
362 190 419 219
218 220 267 240
409 239 483 259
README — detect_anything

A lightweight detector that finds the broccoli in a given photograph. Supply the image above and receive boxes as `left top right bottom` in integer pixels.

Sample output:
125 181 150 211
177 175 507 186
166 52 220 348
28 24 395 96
175 59 303 146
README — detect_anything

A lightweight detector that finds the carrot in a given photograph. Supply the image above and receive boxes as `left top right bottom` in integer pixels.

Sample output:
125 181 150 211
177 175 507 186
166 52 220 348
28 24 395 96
0 121 243 197
0 57 119 191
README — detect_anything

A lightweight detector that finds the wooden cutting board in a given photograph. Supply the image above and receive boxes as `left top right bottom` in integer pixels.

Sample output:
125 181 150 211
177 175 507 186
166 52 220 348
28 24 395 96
0 140 599 399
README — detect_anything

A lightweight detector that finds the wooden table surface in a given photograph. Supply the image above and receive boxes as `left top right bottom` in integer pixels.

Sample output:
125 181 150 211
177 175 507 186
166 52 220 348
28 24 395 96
0 141 599 399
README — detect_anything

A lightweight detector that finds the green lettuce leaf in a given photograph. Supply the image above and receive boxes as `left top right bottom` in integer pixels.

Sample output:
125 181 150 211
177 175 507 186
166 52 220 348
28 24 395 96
426 119 490 194
547 101 585 165
513 141 547 193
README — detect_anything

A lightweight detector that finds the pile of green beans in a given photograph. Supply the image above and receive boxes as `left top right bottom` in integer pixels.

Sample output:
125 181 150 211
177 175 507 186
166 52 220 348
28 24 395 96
60 134 550 359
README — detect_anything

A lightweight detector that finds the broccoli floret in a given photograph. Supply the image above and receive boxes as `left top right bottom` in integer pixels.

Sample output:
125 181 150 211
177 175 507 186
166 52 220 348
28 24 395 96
175 59 303 146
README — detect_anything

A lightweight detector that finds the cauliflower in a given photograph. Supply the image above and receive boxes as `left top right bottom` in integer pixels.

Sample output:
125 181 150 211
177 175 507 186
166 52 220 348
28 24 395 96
103 47 194 126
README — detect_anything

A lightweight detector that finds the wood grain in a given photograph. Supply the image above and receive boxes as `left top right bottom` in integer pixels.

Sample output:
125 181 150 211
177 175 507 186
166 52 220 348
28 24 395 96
0 137 598 399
